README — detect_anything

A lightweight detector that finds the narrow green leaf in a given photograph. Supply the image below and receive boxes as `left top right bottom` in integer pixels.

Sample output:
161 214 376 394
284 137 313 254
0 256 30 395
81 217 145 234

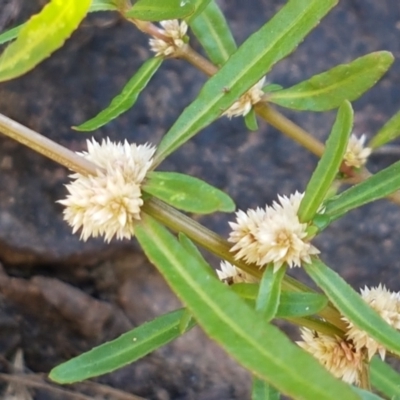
0 24 23 46
135 216 358 400
298 101 353 222
268 52 394 111
252 377 280 400
351 387 385 400
178 308 194 334
232 284 328 318
244 108 259 131
144 171 235 214
49 309 195 384
190 0 237 67
74 57 162 131
256 266 285 320
324 160 400 220
89 0 118 12
125 0 195 21
304 259 400 358
369 110 400 149
186 0 212 22
0 0 91 82
370 357 400 399
155 0 338 164
263 83 283 93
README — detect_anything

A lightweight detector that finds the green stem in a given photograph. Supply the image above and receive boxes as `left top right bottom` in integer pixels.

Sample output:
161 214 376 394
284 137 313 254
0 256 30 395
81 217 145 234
0 113 97 176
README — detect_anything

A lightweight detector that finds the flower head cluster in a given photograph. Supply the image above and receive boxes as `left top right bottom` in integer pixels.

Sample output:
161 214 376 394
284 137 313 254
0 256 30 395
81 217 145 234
343 285 400 360
297 329 363 385
228 192 319 272
216 261 258 284
59 138 156 242
149 20 188 57
222 77 266 118
343 134 372 168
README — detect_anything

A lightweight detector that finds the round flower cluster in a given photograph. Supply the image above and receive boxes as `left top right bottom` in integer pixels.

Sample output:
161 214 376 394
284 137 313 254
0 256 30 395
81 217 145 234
343 134 371 168
216 261 258 284
149 20 188 57
59 138 156 242
344 284 400 360
298 285 400 385
228 192 319 272
222 77 266 118
297 329 363 385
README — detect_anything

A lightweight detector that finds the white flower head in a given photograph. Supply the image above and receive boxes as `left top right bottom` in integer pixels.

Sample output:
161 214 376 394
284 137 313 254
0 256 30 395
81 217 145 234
344 284 400 360
343 134 372 168
149 20 188 57
223 77 266 118
228 192 319 272
59 138 156 242
297 329 363 385
216 261 258 284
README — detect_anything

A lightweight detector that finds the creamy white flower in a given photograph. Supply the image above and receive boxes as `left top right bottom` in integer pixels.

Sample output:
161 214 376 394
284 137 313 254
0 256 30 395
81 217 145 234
149 20 188 57
228 192 319 272
59 138 156 242
223 77 266 118
216 261 258 284
297 329 363 385
343 134 372 168
344 285 400 360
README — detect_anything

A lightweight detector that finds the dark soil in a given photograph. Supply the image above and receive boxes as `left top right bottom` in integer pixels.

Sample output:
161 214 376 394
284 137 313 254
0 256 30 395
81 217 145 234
0 0 400 399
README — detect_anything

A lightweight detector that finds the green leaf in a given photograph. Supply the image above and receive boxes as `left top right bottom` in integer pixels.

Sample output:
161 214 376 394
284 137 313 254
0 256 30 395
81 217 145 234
0 24 23 46
190 0 237 67
351 387 385 400
268 52 394 111
256 266 285 321
252 377 280 400
304 259 400 358
186 0 212 22
324 160 400 220
125 0 195 21
298 101 353 222
89 0 118 12
74 57 162 131
244 108 259 131
154 0 338 165
0 0 92 82
232 284 328 318
49 308 195 384
370 357 400 399
135 215 358 400
144 171 235 214
369 109 400 148
263 83 283 93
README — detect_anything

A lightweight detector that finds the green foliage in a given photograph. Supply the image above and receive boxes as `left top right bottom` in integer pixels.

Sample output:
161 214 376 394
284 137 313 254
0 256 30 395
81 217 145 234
144 171 235 214
369 109 400 148
305 259 400 358
256 265 285 320
0 24 23 45
252 377 280 400
125 0 195 20
155 0 337 164
0 0 91 82
370 357 400 399
74 57 162 131
299 101 353 222
325 160 400 220
268 52 394 111
89 0 118 12
190 0 237 67
49 308 195 383
231 284 328 318
135 215 358 400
